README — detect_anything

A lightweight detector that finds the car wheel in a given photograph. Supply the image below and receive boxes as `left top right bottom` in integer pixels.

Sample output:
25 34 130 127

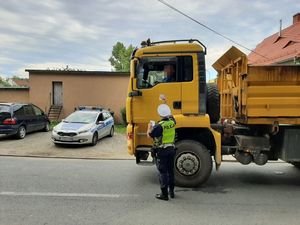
16 126 26 139
91 132 98 146
43 122 50 132
108 126 114 137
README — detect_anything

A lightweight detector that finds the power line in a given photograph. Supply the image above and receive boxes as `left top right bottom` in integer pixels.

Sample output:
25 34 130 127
157 0 269 59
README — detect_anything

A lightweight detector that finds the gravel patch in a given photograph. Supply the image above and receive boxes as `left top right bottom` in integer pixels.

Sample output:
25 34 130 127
0 132 134 160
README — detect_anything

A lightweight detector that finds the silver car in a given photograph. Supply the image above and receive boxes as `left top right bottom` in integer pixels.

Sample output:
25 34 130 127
52 108 114 146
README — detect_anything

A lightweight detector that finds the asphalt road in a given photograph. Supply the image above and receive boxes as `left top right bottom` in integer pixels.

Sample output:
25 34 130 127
0 157 300 225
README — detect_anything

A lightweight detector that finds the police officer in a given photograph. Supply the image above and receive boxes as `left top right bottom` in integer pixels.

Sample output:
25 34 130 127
147 104 176 201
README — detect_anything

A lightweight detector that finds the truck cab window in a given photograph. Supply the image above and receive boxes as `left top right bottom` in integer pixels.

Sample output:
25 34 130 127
136 57 177 89
136 56 193 89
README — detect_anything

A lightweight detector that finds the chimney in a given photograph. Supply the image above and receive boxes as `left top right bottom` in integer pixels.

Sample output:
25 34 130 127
278 19 282 37
293 13 300 25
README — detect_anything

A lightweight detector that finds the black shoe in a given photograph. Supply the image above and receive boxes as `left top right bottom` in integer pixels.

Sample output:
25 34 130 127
155 193 169 201
170 191 175 198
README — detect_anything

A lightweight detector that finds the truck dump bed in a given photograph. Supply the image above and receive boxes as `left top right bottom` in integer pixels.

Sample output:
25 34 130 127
213 46 300 125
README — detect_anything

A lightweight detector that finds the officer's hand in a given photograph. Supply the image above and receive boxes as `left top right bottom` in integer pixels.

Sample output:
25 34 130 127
147 123 152 138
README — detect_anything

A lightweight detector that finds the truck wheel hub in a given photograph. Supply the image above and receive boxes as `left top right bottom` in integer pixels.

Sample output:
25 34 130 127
176 153 200 176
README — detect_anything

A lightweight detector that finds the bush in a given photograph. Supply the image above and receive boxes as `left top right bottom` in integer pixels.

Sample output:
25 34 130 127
120 107 127 125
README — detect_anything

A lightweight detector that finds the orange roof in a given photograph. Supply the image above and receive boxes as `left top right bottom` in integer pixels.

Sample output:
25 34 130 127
248 13 300 65
12 78 29 87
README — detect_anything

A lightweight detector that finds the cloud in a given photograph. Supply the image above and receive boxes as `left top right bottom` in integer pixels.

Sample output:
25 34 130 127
0 0 299 78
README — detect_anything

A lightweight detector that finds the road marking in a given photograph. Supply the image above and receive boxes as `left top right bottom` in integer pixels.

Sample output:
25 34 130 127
0 192 139 198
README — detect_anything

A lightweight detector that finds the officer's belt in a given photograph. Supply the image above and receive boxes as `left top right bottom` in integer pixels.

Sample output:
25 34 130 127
158 143 175 149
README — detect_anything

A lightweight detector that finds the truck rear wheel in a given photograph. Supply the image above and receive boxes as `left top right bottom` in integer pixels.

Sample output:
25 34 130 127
174 140 212 187
206 83 220 123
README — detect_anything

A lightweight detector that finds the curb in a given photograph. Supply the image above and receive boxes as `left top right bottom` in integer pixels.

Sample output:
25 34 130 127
0 154 135 161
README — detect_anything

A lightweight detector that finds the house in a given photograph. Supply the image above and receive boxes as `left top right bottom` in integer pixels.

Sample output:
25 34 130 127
248 13 300 65
12 78 29 87
0 70 129 123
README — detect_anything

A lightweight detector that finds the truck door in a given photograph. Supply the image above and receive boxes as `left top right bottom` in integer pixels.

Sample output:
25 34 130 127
131 56 182 125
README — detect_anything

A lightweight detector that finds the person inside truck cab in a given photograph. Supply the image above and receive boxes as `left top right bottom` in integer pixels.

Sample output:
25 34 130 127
162 64 176 82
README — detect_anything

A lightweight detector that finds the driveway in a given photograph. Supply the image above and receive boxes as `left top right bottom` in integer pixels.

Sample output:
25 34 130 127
0 131 133 160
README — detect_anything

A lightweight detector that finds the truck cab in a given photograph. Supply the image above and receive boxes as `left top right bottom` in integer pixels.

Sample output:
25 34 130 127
126 39 221 187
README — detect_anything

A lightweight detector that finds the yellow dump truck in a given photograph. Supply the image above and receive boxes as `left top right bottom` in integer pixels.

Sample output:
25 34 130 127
126 39 300 187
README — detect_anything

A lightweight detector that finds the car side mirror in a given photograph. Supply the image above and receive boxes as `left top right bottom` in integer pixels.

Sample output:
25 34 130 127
97 121 104 125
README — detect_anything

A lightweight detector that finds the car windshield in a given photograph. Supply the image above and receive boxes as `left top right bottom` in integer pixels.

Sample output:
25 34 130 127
64 111 98 124
0 105 10 113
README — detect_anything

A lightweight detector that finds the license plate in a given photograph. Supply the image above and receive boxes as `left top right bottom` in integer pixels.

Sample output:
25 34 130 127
59 137 73 141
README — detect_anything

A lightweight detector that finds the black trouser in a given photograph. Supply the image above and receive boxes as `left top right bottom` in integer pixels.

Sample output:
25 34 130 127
155 146 175 191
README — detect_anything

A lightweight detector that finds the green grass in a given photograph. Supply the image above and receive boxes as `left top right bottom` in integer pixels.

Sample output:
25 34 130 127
50 121 60 130
115 124 127 134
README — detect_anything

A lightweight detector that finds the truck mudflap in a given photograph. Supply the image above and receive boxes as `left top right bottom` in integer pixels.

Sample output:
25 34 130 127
209 127 222 169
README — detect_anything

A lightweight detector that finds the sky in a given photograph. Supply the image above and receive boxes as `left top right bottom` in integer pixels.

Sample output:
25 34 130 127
0 0 299 79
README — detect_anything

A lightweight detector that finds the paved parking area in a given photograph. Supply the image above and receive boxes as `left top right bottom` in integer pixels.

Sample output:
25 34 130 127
0 131 133 160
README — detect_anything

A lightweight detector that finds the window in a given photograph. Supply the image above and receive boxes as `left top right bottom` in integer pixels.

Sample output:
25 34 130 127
97 113 104 122
24 105 35 116
65 111 98 124
0 105 10 113
32 105 43 116
135 56 193 89
179 56 193 82
13 105 25 116
103 112 111 120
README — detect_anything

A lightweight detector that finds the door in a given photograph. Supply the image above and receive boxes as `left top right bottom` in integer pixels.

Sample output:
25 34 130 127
131 55 197 123
132 56 181 124
103 112 113 135
96 113 106 138
53 82 63 106
32 105 46 130
128 55 198 146
23 105 36 132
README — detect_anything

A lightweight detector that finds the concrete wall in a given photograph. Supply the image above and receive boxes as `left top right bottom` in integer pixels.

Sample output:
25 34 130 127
0 88 29 103
28 71 129 123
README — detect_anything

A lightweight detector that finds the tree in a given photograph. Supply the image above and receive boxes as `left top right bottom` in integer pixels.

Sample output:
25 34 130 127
0 77 11 87
109 42 134 72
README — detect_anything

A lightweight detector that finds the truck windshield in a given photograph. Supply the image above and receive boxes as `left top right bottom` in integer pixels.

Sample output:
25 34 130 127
135 57 177 89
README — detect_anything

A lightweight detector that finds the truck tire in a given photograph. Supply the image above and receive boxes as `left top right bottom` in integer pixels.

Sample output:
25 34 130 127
174 140 212 187
206 83 220 123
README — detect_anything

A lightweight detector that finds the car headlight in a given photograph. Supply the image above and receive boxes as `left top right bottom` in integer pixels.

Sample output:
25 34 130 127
78 129 90 134
53 128 58 133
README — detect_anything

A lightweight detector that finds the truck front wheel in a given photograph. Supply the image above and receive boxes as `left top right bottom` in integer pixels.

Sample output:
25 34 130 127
174 140 212 187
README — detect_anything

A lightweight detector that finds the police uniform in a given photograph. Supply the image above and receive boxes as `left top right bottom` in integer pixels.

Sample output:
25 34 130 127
149 105 176 201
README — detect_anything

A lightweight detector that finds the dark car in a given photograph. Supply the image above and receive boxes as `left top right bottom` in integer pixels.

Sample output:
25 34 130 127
0 103 50 139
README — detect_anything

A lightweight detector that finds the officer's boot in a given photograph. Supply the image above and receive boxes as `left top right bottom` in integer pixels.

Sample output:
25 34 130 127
169 186 175 199
155 188 169 201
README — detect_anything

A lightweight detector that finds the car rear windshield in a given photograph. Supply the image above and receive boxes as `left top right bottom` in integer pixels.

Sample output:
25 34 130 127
64 111 98 124
0 105 11 113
